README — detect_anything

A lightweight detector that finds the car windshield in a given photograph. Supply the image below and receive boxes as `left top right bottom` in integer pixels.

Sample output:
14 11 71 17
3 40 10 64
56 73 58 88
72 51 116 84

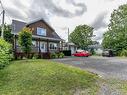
76 50 85 53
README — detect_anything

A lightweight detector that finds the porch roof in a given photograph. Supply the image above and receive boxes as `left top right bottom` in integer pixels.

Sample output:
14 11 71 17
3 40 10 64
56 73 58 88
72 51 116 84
32 35 62 41
13 33 63 41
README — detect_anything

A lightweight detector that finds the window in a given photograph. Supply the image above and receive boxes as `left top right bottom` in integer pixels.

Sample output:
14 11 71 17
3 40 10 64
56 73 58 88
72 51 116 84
49 43 57 50
50 44 54 50
54 44 57 50
32 41 36 47
41 43 44 49
37 27 46 36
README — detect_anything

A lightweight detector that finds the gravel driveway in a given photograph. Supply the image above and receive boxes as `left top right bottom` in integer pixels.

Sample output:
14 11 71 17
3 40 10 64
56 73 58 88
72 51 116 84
51 56 127 80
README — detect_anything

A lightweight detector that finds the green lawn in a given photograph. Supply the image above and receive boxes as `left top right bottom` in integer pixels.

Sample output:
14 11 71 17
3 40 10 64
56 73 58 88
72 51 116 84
0 60 99 95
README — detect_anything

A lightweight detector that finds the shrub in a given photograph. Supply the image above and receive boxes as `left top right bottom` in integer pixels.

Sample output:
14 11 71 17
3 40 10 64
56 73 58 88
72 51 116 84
120 49 127 57
32 53 39 59
50 53 57 59
58 52 64 58
0 38 12 69
50 52 64 59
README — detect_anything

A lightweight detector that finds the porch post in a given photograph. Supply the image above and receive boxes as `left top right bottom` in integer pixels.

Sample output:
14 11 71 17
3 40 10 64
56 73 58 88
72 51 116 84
15 35 17 51
39 38 41 53
38 38 41 58
14 35 17 59
47 40 49 52
57 42 60 52
61 41 63 51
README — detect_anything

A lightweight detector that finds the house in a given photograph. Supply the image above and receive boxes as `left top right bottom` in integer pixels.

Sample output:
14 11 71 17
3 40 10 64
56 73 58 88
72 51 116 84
12 18 63 55
62 41 78 54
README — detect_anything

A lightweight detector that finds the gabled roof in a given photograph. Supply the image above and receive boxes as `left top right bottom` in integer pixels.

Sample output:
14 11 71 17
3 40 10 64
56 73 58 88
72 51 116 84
12 19 26 34
11 19 62 40
26 18 54 31
26 18 62 40
63 42 77 47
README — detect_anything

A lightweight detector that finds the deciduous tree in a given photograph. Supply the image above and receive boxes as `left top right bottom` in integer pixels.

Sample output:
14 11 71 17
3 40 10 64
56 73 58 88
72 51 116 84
102 4 127 55
0 24 13 43
18 27 32 54
70 24 93 49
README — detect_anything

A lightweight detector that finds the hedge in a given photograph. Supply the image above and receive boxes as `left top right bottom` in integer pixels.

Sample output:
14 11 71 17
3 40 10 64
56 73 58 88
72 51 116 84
0 38 12 69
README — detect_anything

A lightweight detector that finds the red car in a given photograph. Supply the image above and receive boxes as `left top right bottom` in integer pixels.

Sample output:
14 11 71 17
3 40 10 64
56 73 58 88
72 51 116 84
72 51 91 57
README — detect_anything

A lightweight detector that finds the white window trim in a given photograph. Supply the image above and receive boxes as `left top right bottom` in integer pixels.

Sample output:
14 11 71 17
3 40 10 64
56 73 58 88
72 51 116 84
32 41 36 47
37 27 47 36
49 43 57 50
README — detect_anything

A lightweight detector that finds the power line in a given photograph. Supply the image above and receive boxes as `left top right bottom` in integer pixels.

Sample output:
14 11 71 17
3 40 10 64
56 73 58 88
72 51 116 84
0 0 12 24
0 11 3 16
1 10 5 38
0 0 4 10
0 0 5 38
5 13 12 23
0 11 3 24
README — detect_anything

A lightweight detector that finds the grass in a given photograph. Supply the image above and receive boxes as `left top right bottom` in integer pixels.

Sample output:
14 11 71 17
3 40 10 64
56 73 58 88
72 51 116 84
0 59 99 95
105 79 127 94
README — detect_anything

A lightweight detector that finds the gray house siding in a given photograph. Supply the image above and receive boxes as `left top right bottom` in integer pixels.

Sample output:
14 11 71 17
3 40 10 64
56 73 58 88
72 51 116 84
12 20 26 34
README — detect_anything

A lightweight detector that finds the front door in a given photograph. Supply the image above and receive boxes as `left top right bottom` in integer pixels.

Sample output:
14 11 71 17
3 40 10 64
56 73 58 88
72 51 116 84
71 46 75 54
40 42 47 52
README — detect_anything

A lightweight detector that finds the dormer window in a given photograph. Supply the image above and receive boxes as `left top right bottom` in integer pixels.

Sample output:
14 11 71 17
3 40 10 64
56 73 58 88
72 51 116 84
37 27 46 36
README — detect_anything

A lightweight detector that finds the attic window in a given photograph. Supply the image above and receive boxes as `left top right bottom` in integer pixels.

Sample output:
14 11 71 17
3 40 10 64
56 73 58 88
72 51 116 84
37 27 46 36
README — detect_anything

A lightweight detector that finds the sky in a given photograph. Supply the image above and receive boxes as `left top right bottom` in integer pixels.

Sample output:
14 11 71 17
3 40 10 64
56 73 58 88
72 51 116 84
0 0 127 43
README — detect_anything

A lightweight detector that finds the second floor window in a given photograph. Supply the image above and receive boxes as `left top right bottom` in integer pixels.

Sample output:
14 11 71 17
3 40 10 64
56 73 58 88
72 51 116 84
37 27 46 36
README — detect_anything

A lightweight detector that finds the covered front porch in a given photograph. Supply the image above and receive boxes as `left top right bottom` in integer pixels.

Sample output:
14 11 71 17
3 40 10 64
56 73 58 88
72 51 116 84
13 35 63 59
13 35 62 53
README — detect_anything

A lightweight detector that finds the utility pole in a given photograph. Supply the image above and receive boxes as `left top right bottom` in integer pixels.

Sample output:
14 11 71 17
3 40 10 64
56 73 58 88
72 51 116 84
1 10 5 38
68 28 70 42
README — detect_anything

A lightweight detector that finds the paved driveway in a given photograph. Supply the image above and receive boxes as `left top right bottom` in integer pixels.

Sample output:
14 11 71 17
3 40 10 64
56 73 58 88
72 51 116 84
51 56 127 80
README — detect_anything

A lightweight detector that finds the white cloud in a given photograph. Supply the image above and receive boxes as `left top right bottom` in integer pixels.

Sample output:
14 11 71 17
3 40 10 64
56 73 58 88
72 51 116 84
0 0 127 42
